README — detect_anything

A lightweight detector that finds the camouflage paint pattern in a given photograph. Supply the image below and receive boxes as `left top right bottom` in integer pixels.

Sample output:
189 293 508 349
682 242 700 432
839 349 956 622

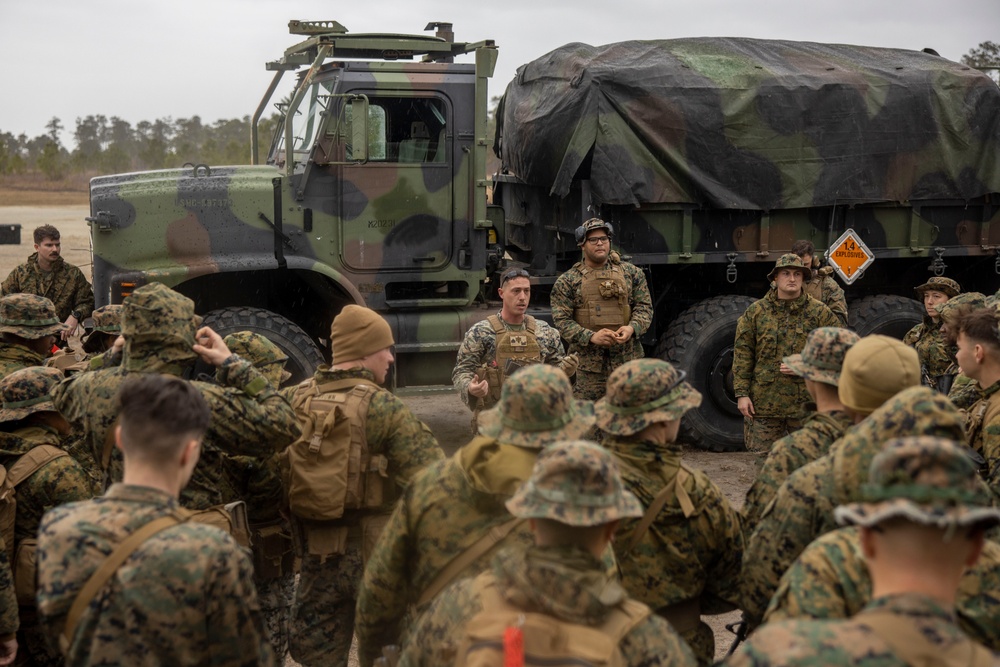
739 386 966 624
1 254 93 324
399 545 698 667
764 527 1000 651
35 484 274 667
803 270 847 326
0 294 67 340
903 318 955 384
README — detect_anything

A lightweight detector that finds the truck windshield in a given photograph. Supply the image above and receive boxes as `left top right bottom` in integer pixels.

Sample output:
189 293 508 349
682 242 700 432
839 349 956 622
270 79 335 168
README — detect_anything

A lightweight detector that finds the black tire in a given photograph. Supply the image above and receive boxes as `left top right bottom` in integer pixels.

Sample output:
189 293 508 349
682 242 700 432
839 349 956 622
656 295 756 452
200 307 325 384
848 295 925 339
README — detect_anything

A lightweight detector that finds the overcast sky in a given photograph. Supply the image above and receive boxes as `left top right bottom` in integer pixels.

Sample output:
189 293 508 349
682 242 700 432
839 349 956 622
1 0 996 145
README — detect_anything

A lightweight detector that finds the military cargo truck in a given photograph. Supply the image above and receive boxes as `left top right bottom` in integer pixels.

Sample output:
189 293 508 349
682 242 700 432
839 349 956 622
88 21 1000 450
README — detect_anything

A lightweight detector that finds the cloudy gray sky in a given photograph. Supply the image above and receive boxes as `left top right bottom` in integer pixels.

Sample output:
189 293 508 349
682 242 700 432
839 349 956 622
1 0 996 145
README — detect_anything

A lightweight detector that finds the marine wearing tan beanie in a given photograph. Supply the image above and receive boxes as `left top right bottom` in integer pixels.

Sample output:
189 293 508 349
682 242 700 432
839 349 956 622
330 305 395 364
838 335 920 416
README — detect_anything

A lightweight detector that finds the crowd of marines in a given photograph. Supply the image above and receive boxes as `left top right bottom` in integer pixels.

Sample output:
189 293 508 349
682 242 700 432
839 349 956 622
0 220 992 666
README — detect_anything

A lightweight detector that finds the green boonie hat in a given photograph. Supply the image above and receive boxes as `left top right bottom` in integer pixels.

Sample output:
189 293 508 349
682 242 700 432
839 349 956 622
477 365 595 449
222 331 291 386
838 335 920 414
505 440 643 526
595 358 702 436
914 276 961 298
0 294 68 339
81 304 123 353
936 292 987 324
767 253 812 282
121 283 202 341
0 366 64 423
835 436 1000 530
783 327 861 387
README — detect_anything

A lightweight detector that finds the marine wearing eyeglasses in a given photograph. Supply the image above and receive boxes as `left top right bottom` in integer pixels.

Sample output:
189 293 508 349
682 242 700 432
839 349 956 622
550 218 653 401
452 268 578 431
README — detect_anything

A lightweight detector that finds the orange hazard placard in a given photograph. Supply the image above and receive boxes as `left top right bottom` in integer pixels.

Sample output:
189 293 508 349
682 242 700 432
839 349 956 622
827 229 874 285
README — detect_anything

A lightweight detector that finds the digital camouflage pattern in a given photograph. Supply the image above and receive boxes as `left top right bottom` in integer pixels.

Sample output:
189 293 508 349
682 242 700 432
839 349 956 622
35 484 274 667
80 304 122 354
963 380 1000 489
52 283 300 506
0 343 46 381
0 293 67 340
594 358 702 436
903 318 954 385
398 545 698 667
803 268 847 326
914 276 961 297
287 365 443 667
221 331 291 387
550 257 652 400
764 527 1000 650
781 327 859 387
1 254 93 324
741 408 853 531
0 536 14 644
725 594 995 667
452 314 566 409
740 386 966 624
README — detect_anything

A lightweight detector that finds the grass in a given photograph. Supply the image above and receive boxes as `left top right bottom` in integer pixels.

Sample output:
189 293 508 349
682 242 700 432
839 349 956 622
0 173 89 206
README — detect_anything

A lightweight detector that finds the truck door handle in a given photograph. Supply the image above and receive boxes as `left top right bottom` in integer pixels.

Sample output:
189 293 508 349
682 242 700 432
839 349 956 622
412 256 435 263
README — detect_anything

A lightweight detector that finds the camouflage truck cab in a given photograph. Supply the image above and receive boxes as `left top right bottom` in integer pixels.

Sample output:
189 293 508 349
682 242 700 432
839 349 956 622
90 20 501 387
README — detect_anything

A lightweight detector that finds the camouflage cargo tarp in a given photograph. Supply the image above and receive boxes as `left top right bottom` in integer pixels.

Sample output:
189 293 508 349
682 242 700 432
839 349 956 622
495 38 1000 210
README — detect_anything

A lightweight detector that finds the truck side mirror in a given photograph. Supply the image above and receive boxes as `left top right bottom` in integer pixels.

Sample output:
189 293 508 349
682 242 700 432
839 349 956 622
350 96 369 163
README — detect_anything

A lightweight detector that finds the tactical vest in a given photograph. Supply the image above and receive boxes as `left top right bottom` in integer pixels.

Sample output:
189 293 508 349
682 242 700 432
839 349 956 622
481 315 542 407
574 263 631 331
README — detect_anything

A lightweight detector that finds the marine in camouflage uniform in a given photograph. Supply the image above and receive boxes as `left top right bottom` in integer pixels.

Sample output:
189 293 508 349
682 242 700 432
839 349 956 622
740 380 957 627
595 359 741 666
764 527 1000 651
36 373 273 667
551 219 653 400
51 283 300 507
790 239 847 326
0 294 67 379
952 307 1000 489
45 304 123 375
286 305 444 667
902 276 961 389
733 254 839 454
726 437 1000 666
1 225 93 331
741 327 858 531
355 364 596 667
398 440 697 667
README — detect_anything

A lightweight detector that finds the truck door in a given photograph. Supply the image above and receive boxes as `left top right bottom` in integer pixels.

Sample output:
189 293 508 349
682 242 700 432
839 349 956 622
338 94 453 273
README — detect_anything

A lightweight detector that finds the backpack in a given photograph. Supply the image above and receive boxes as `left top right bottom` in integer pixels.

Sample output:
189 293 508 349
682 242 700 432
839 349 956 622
284 377 388 521
454 573 650 667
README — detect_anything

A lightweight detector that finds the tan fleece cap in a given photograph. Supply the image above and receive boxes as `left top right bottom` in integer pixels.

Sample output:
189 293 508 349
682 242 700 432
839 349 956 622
838 335 920 414
330 305 394 364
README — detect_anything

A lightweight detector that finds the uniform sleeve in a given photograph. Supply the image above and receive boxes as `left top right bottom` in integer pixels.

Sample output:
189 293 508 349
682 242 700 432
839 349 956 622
0 266 23 297
625 263 652 336
619 615 698 667
537 322 567 365
699 486 745 609
367 392 444 487
732 309 756 398
550 271 593 347
822 277 848 327
903 323 921 347
741 433 802 531
452 322 490 409
0 535 18 641
815 302 840 330
68 267 95 319
396 578 483 667
982 419 1000 490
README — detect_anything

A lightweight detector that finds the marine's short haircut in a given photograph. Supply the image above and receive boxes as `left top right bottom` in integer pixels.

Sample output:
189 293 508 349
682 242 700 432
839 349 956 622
953 308 1000 351
33 225 60 245
116 375 210 463
791 239 814 257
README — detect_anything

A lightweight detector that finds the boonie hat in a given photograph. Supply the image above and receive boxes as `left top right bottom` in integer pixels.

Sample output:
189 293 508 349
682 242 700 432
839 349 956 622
783 327 860 387
505 439 643 526
81 304 123 353
767 253 812 283
595 359 702 436
121 283 201 339
838 335 919 414
936 292 987 324
0 366 64 423
222 331 291 386
477 365 595 449
914 276 961 298
0 294 68 339
835 436 1000 530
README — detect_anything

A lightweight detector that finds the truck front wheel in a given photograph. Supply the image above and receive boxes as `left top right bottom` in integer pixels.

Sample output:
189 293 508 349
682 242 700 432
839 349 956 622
656 295 755 452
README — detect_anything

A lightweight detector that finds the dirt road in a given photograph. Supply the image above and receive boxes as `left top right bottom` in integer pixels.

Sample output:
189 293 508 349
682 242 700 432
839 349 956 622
0 203 755 660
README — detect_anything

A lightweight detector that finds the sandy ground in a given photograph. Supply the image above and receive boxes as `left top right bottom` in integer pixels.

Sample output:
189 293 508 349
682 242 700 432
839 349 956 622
0 204 755 663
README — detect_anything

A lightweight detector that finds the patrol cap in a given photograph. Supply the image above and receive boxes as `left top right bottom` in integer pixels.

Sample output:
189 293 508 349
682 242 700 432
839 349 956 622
222 331 291 386
0 366 64 423
506 439 643 526
595 358 702 436
81 304 123 354
783 327 860 387
574 218 614 246
767 253 812 282
838 335 920 414
330 305 394 364
0 294 68 339
835 436 1000 530
478 365 595 449
914 276 961 298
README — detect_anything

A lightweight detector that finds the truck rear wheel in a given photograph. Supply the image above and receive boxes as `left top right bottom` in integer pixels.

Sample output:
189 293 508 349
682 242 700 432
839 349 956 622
656 295 755 452
200 307 325 384
848 295 925 339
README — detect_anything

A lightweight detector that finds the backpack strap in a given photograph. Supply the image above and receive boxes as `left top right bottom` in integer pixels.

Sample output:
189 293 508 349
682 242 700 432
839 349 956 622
621 466 694 555
60 510 188 652
858 609 995 667
7 445 67 488
416 517 525 607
